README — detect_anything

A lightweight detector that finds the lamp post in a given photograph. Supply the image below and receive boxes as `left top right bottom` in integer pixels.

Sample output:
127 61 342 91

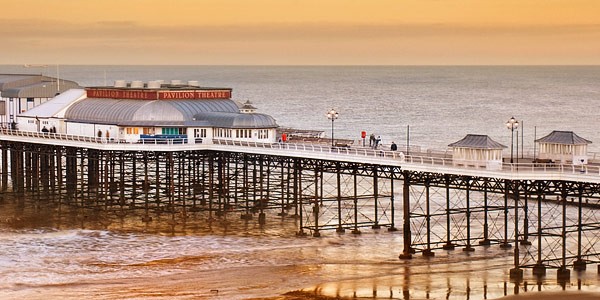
506 116 519 164
326 108 338 147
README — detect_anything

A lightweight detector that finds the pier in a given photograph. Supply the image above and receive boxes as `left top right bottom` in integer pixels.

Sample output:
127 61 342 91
2 129 600 283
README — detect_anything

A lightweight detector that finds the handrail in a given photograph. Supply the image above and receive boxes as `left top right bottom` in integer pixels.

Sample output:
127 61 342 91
0 129 192 146
211 139 600 178
2 129 600 178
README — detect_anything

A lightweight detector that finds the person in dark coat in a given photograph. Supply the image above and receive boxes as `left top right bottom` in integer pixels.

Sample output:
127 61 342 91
369 133 376 147
391 141 398 151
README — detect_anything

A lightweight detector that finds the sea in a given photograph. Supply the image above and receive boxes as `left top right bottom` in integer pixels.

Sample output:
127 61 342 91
1 65 600 299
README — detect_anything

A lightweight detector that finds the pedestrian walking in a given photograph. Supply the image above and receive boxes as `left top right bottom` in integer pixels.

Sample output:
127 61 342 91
391 141 397 151
369 133 376 147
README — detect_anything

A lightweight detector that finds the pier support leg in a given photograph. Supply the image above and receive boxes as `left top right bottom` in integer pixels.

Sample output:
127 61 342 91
442 175 455 250
335 163 345 233
371 167 380 229
351 168 361 235
500 181 512 249
399 171 412 259
557 266 571 282
423 181 434 257
532 264 546 277
463 178 475 252
388 172 397 232
312 167 320 237
574 185 585 271
520 182 531 246
510 181 522 279
479 181 491 245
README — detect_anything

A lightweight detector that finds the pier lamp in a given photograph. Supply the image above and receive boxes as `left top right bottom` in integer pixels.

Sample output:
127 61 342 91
506 116 519 164
326 108 338 147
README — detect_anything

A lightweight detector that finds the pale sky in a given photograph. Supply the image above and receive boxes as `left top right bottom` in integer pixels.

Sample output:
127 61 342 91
2 0 600 65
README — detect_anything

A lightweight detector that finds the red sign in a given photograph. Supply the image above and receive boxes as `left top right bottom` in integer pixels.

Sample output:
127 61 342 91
158 90 231 100
86 88 232 100
87 89 157 100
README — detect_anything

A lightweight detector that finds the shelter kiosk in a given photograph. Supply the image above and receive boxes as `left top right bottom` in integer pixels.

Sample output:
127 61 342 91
535 130 591 165
448 134 506 170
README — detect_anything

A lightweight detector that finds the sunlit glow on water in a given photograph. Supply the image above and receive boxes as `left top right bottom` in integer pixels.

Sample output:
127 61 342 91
2 196 600 300
2 65 600 299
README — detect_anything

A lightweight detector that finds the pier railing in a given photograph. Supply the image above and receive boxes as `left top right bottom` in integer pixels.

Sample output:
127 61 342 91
212 139 600 178
2 129 600 178
0 129 190 145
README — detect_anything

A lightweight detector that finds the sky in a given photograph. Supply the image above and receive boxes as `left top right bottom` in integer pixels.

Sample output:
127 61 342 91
2 0 600 65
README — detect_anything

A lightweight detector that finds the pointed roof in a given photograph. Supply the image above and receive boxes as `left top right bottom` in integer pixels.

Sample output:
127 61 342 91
240 100 257 110
535 130 592 145
448 134 507 149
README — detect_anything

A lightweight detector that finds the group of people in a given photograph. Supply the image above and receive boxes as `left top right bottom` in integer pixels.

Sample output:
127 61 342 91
41 126 57 133
369 133 398 151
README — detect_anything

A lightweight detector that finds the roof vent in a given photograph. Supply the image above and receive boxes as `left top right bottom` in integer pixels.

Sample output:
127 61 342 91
147 81 161 89
114 80 127 88
131 80 144 88
188 80 200 87
171 79 183 85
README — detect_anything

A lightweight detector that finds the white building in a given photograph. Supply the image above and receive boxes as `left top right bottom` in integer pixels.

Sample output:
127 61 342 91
448 134 506 170
535 130 591 165
16 81 279 144
0 74 80 125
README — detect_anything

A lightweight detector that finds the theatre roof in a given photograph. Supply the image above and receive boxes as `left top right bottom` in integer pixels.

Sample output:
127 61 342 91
193 112 278 128
448 134 507 149
535 131 592 145
63 98 278 128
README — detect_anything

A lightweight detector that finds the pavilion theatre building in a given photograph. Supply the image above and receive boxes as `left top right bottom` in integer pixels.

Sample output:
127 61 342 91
16 80 278 144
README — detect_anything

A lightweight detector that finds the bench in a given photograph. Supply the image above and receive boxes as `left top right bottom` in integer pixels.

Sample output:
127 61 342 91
533 158 555 166
334 142 351 148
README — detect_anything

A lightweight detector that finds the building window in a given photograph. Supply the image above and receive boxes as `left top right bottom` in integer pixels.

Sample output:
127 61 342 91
236 129 252 139
214 128 233 138
194 128 207 138
126 127 139 134
161 127 185 135
258 129 269 139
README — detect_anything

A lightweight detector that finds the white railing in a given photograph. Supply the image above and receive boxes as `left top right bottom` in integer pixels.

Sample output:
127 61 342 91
0 129 190 145
212 139 600 178
2 129 600 179
214 139 410 161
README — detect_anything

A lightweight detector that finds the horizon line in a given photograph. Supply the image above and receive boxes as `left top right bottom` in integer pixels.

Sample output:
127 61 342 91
2 63 600 67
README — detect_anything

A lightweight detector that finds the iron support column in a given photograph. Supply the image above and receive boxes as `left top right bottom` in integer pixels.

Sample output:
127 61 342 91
399 170 412 259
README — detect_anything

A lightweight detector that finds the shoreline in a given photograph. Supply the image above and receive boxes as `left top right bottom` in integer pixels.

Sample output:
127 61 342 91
498 291 600 300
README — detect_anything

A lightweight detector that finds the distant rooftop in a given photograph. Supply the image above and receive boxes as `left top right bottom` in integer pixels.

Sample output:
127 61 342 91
448 134 507 149
536 130 592 145
0 73 80 98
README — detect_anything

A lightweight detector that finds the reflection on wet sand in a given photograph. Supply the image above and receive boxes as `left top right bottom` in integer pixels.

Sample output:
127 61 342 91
2 196 600 299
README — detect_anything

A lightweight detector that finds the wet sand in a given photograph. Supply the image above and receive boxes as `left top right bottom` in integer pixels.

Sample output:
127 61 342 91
498 291 600 300
3 198 600 300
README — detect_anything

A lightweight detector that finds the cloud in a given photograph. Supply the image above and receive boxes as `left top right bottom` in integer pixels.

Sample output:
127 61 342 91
2 19 599 43
1 18 599 65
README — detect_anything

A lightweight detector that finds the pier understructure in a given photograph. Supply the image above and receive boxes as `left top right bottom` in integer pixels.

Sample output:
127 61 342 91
2 139 600 282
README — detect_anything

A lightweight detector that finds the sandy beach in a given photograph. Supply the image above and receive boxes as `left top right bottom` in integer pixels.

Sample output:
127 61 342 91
498 291 600 300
